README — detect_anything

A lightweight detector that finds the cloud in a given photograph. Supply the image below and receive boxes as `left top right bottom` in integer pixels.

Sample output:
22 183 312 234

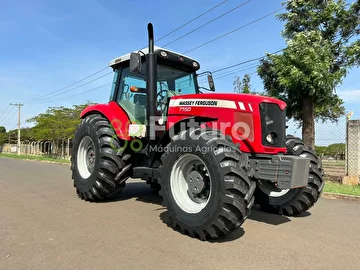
338 89 360 103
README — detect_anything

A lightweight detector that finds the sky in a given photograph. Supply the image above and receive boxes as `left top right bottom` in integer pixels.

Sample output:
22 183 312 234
0 0 358 145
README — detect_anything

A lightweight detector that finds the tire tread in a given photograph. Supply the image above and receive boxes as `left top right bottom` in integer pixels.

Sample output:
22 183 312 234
71 114 131 202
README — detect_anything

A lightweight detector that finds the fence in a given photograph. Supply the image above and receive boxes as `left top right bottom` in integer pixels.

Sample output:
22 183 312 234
287 115 358 185
1 138 73 160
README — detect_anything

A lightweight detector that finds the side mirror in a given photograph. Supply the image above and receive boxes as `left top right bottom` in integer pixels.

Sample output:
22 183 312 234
130 52 141 73
207 74 215 91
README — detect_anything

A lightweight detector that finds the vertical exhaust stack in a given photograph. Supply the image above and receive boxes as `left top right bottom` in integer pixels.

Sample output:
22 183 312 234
146 23 157 136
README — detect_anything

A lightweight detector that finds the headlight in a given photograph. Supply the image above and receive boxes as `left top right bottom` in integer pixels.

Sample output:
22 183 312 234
266 132 277 144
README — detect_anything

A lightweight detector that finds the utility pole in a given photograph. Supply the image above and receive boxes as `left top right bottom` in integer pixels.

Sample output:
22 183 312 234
10 103 23 155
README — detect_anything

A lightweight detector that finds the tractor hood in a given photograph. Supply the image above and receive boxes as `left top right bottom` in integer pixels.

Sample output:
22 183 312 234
169 93 287 110
167 92 288 155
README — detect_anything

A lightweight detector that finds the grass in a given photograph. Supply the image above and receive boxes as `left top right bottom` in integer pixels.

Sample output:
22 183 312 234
0 153 70 164
322 161 345 168
324 181 360 196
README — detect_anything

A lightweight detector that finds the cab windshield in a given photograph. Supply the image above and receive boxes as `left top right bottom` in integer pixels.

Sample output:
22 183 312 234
115 64 198 124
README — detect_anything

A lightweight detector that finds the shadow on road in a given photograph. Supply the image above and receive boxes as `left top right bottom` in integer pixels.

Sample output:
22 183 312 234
106 181 310 241
103 181 163 205
248 206 292 225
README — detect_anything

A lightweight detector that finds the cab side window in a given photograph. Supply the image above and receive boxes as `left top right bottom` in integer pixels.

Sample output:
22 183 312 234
109 69 120 101
117 68 147 124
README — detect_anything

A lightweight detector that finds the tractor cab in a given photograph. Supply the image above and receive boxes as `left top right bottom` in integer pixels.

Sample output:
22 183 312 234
108 46 214 125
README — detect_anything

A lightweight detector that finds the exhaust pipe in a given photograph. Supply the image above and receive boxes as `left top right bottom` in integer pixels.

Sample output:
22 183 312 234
146 23 157 136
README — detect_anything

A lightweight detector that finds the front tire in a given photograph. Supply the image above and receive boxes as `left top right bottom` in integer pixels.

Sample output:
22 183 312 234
255 135 324 215
159 128 255 240
71 114 131 201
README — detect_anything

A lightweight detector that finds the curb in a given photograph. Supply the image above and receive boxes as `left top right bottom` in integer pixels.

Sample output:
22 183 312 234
0 156 71 166
322 192 360 202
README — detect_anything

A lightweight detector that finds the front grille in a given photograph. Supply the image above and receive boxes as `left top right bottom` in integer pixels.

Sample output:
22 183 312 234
259 102 286 147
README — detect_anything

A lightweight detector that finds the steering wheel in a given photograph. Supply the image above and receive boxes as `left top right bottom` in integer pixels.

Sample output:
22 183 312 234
157 90 168 106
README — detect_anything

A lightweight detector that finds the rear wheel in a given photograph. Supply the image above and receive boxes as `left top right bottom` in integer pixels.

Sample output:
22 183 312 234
159 128 255 240
71 114 132 201
255 135 324 215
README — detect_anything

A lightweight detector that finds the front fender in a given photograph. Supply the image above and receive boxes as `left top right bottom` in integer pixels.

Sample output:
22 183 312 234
80 101 131 140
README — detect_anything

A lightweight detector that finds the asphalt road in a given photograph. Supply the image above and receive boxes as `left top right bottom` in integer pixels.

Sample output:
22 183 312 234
1 158 360 270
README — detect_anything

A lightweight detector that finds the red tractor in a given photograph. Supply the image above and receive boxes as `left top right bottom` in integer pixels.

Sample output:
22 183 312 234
71 23 324 240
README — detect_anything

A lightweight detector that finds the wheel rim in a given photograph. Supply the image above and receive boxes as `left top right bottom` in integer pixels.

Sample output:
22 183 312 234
258 181 290 197
77 136 96 179
170 153 212 214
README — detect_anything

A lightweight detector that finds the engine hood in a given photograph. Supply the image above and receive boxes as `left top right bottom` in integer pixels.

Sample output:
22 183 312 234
170 93 287 110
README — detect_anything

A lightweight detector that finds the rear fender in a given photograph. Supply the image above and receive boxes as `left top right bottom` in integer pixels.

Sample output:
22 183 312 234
80 101 131 140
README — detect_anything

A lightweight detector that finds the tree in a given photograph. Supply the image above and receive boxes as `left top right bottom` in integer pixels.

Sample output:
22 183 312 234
233 74 252 93
257 0 360 149
315 143 345 158
0 126 6 147
26 103 93 141
314 145 327 157
326 143 345 157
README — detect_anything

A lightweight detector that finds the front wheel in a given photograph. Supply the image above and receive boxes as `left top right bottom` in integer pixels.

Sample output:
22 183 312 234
255 135 325 215
159 128 256 240
71 114 132 201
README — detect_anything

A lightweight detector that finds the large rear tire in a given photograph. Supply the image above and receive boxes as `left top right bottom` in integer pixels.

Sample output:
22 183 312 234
159 128 255 240
71 114 132 201
255 135 324 215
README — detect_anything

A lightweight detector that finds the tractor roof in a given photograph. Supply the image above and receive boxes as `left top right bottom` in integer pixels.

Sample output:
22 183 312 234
109 46 198 68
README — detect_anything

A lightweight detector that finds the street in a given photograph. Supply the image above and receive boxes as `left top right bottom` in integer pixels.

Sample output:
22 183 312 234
1 158 359 270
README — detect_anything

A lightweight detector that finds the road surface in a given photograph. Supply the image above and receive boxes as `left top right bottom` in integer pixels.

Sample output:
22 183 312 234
1 157 359 270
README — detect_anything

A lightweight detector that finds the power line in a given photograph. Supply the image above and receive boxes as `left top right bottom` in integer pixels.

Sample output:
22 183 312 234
155 0 229 43
197 47 289 85
21 1 227 106
30 72 113 104
199 63 259 84
0 107 16 125
0 106 15 125
24 67 109 103
183 7 285 54
210 34 340 76
214 64 258 80
34 83 112 104
212 48 284 74
162 0 252 47
201 63 259 82
0 104 10 122
56 83 112 101
198 35 342 85
215 62 259 77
